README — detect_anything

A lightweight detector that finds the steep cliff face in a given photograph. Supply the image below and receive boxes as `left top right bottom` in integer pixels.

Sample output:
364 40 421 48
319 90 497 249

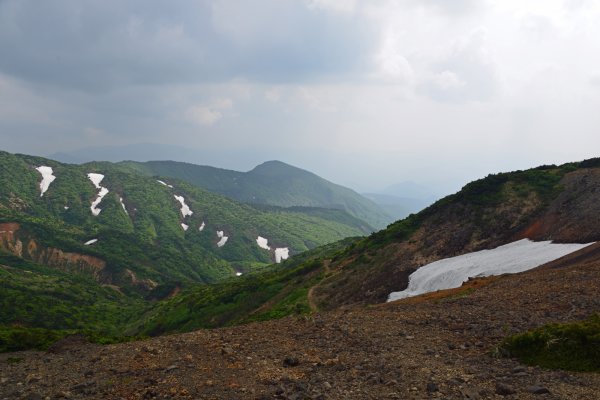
0 222 110 283
311 165 600 309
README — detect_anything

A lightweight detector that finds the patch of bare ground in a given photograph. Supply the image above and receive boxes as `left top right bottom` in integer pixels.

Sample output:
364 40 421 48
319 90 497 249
3 246 600 399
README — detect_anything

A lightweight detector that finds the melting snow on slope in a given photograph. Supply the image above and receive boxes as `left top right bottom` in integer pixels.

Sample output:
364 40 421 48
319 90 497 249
84 239 98 245
256 236 271 250
199 222 205 232
174 195 193 218
87 173 109 216
157 180 174 188
119 197 128 215
216 231 229 247
387 239 593 302
35 166 56 197
275 247 289 263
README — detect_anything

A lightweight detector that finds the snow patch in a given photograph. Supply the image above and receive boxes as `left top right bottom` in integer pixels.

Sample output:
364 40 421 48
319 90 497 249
119 197 128 215
256 236 271 250
174 195 193 218
181 223 189 231
64 206 69 210
275 247 289 263
216 230 229 247
87 173 109 216
387 239 594 302
236 272 243 276
199 221 205 232
84 239 98 246
157 180 174 188
36 166 56 197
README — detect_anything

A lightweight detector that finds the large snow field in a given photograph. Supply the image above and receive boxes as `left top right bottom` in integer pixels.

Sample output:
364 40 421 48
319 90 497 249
387 239 593 302
36 166 56 196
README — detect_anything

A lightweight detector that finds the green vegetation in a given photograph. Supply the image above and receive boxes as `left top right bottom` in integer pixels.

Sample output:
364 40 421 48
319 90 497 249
118 159 392 229
0 253 144 332
500 315 600 372
133 239 353 335
0 326 142 353
0 150 368 289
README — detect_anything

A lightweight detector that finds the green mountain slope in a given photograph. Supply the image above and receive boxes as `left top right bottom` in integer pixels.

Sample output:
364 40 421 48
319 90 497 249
152 158 600 329
6 154 600 354
118 160 391 229
0 151 368 291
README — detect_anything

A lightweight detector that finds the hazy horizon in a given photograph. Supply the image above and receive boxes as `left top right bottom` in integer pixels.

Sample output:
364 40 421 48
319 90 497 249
2 0 599 195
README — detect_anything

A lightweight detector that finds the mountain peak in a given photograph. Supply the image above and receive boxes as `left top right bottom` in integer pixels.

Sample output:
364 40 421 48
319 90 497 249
249 160 310 177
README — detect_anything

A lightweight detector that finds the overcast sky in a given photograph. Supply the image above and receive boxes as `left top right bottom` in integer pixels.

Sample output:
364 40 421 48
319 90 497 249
1 0 599 194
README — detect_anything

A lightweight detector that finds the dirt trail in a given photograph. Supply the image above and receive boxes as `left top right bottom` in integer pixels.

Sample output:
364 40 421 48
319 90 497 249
307 259 331 312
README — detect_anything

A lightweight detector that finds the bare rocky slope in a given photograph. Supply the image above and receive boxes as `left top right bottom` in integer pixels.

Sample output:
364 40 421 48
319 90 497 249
311 164 600 309
2 242 600 399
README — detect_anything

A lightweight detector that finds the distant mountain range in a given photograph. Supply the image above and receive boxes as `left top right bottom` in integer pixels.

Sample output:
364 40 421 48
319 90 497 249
115 159 393 229
361 192 433 220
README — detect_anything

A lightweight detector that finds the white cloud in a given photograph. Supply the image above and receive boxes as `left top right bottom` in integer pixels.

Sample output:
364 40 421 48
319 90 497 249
265 87 282 102
185 98 233 126
186 105 222 126
373 27 415 84
307 0 357 14
84 127 104 138
431 71 465 90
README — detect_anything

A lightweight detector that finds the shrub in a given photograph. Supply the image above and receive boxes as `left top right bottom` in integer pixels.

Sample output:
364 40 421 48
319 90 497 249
500 315 600 372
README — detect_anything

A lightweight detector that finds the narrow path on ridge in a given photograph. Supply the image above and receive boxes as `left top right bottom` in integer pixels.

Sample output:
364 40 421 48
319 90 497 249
308 259 331 313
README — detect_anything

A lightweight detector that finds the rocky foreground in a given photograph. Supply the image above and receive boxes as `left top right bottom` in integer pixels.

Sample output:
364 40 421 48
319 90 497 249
3 244 600 400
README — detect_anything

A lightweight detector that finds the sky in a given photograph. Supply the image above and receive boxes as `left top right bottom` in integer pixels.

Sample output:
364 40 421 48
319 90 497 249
1 0 599 195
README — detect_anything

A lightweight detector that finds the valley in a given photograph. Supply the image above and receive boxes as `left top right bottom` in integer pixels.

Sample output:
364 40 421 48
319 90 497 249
2 152 600 399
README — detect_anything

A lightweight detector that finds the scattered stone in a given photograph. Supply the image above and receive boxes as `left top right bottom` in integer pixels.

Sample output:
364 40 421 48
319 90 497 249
461 387 481 400
283 357 300 367
165 365 178 372
512 366 527 374
23 393 43 400
495 382 517 396
528 385 550 394
426 382 439 393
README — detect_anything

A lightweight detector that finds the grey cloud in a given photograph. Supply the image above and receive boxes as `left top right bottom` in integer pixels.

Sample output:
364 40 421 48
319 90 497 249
0 0 375 91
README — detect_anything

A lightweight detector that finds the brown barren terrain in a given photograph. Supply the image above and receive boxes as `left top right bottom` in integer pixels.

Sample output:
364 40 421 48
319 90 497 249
2 244 600 399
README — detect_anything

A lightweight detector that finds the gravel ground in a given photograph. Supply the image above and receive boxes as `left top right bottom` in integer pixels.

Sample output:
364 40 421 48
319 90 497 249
2 245 600 400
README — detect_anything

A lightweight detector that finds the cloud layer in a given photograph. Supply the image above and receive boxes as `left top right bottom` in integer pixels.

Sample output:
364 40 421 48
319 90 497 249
1 0 600 194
